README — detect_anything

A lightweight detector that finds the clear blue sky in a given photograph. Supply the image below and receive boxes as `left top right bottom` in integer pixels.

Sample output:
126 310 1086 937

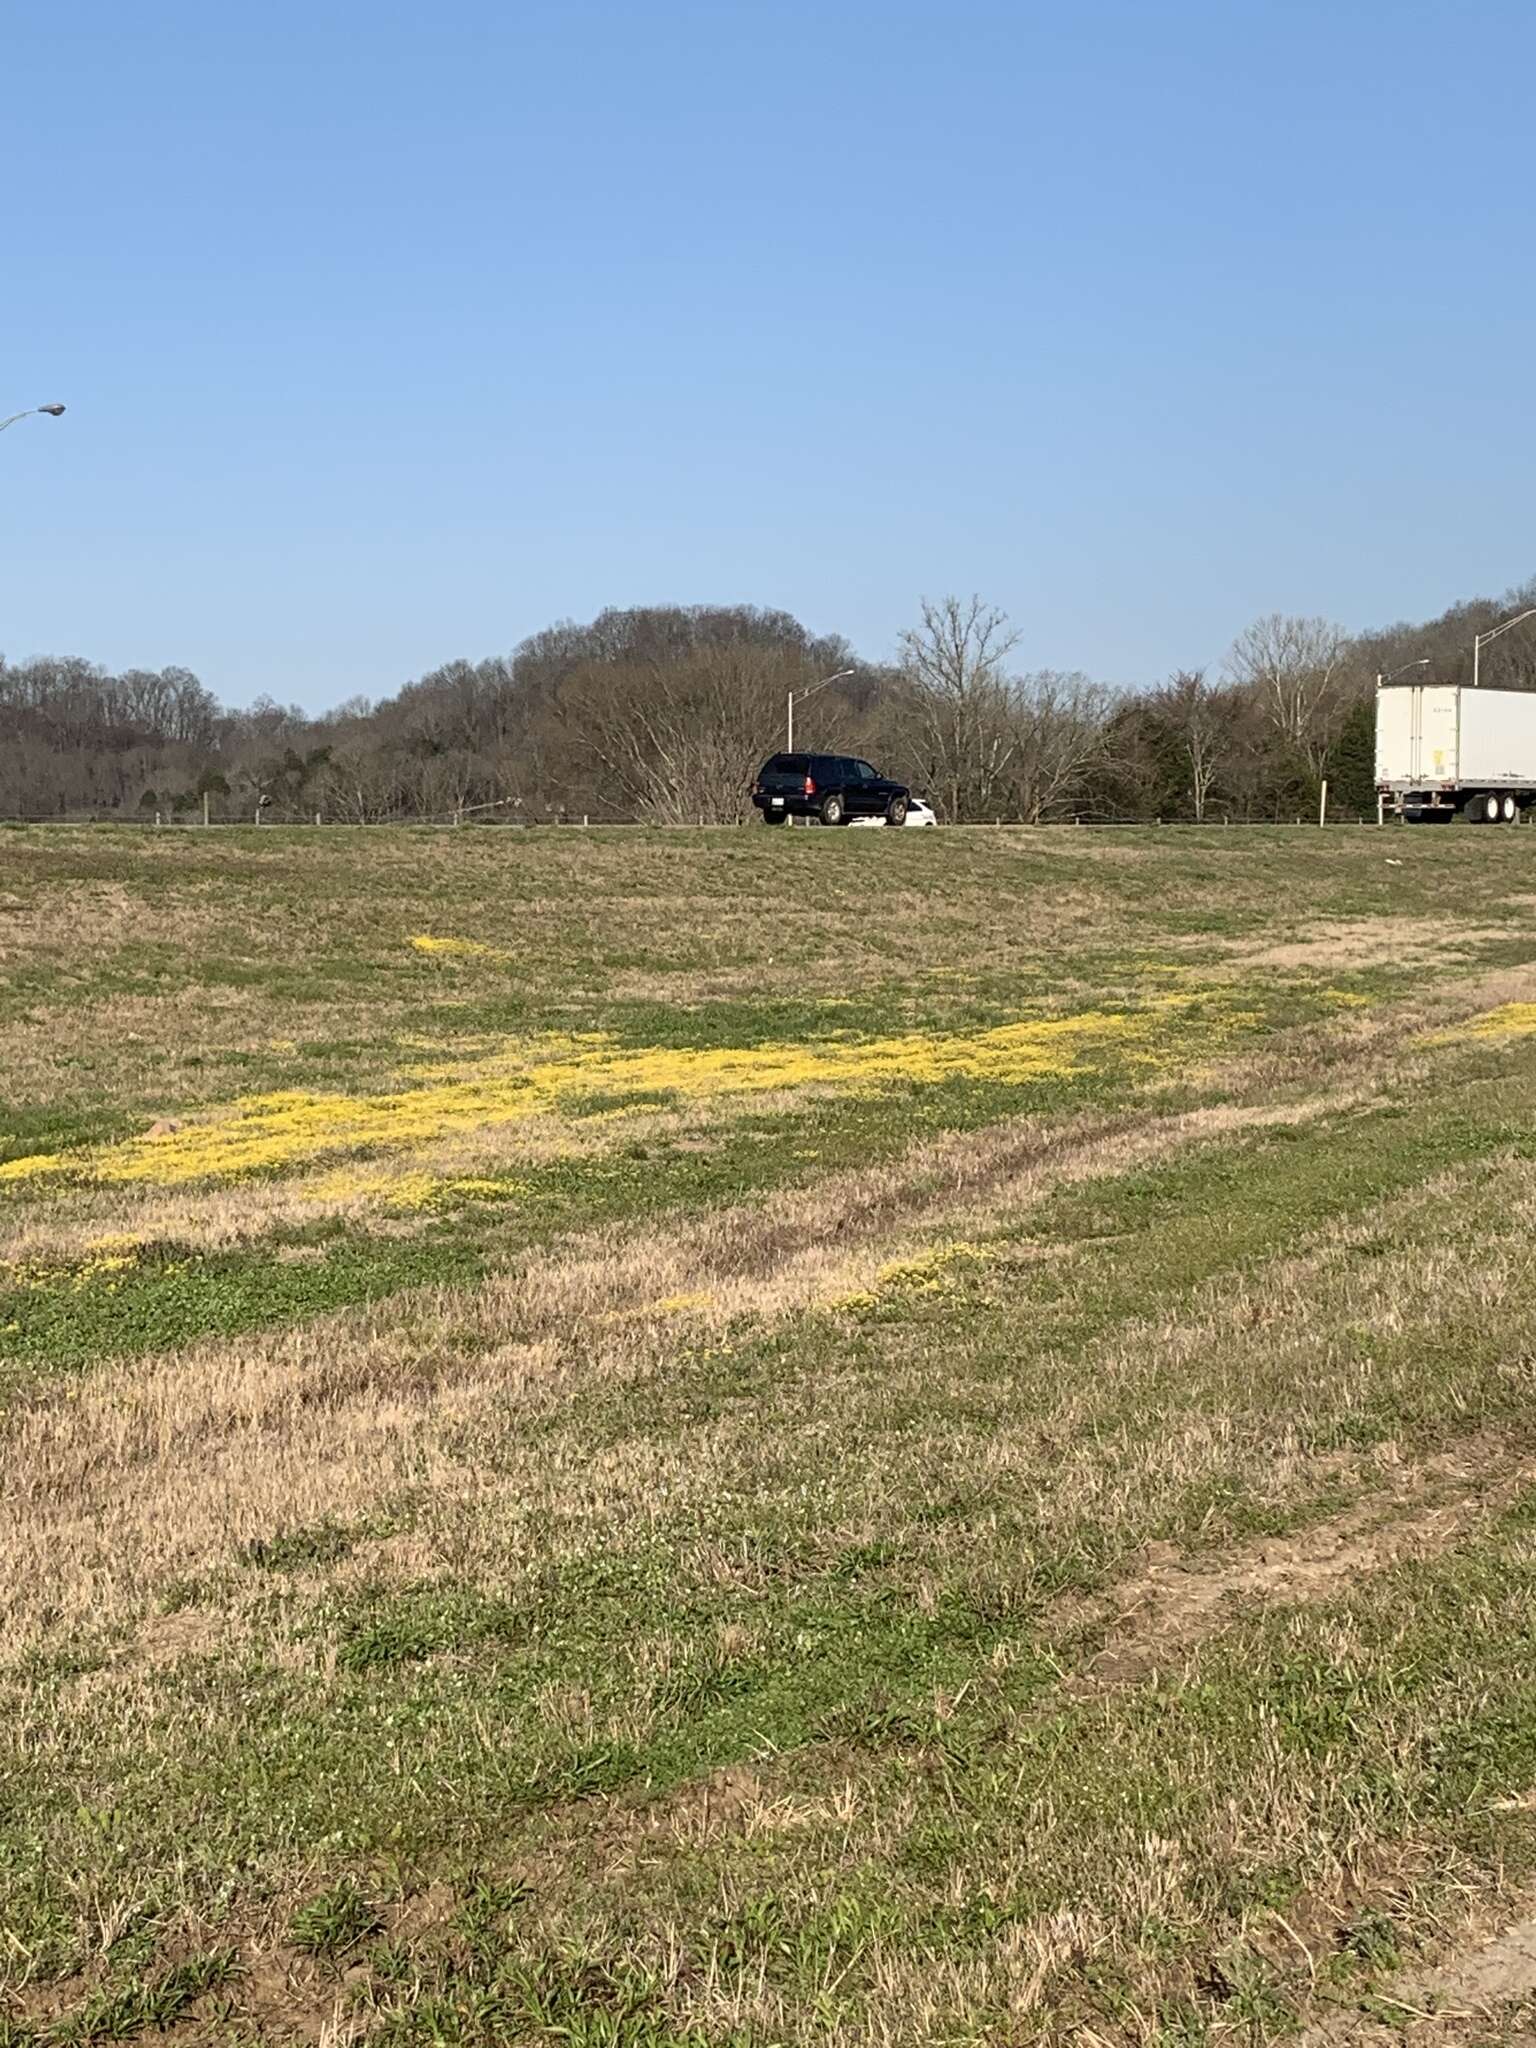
4 0 1532 711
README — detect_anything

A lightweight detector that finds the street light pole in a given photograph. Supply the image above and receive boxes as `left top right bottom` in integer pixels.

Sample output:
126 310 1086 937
1472 608 1536 688
787 668 855 753
0 403 66 435
1376 658 1430 689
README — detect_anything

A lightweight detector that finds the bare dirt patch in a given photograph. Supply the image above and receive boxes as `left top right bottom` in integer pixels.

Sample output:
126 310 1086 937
135 1606 229 1668
1225 917 1513 973
1306 1901 1536 2042
639 1763 770 1842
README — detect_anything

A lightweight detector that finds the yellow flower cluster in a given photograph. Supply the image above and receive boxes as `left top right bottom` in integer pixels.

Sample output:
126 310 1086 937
832 1239 994 1313
0 998 1217 1192
1 1243 143 1293
874 1240 993 1292
408 934 509 961
1428 1001 1536 1045
0 1153 66 1185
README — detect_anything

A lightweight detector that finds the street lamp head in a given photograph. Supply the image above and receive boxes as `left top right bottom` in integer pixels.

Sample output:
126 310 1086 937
37 404 65 417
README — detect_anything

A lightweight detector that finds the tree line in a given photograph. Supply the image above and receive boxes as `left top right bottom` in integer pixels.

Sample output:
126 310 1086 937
4 577 1534 826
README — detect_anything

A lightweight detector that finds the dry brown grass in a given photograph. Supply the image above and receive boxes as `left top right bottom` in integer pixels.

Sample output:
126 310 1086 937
4 1052 1529 1674
7 819 1525 1115
1221 915 1515 972
3 954 1526 1673
0 988 303 1113
0 1092 1324 1652
12 831 1536 2044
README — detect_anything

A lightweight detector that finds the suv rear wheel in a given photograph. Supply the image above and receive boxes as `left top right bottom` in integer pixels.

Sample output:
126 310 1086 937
762 809 787 826
819 793 845 827
885 795 909 826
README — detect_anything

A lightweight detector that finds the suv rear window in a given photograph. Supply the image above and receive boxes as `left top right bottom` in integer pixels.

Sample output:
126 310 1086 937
761 755 809 775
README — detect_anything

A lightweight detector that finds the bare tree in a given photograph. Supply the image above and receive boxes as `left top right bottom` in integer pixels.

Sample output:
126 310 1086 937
1224 614 1348 779
545 607 855 823
898 596 1022 820
1154 668 1226 821
319 746 409 823
558 644 780 823
1005 671 1115 822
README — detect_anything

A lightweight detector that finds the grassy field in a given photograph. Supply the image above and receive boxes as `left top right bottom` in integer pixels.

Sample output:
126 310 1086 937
6 821 1536 2045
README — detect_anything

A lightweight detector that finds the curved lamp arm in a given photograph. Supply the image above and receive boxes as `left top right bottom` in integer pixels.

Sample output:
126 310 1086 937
0 403 66 435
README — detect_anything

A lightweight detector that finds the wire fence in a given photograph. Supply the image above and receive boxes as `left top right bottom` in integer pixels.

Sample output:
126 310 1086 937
0 810 1419 830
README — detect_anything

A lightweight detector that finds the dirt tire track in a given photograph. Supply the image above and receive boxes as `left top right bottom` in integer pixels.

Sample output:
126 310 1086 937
578 1439 1536 1891
1052 1439 1536 1693
1306 1904 1536 2042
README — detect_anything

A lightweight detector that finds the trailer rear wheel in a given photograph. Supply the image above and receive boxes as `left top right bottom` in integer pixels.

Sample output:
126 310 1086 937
1466 794 1492 824
1502 794 1518 822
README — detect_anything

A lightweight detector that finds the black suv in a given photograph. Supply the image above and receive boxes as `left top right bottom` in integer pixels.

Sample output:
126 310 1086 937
752 753 911 827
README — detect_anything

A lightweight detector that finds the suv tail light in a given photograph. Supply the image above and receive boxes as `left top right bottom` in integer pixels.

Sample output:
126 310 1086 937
804 775 815 795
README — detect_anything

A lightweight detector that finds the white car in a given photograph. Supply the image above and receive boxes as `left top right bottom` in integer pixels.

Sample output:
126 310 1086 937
848 797 938 830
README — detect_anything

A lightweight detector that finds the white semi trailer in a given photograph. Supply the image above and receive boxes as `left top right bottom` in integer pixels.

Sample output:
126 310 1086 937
1375 682 1536 823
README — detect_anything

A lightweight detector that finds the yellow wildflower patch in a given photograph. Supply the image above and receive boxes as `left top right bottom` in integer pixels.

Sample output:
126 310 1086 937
1428 1002 1536 1046
2 1244 145 1293
830 1240 994 1312
0 1000 1216 1192
333 1168 443 1211
875 1241 993 1292
0 1153 65 1184
409 935 509 962
649 1292 714 1315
